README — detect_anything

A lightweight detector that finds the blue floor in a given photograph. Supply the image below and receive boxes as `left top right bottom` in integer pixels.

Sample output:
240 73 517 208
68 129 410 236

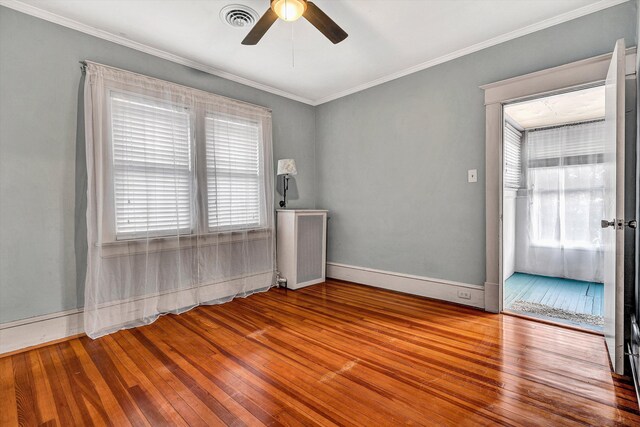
504 272 604 330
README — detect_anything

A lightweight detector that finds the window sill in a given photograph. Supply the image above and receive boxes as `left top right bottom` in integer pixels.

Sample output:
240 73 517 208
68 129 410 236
98 228 272 258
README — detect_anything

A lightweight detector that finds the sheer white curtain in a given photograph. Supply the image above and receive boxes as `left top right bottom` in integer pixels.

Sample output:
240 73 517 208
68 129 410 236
83 62 275 338
517 120 605 282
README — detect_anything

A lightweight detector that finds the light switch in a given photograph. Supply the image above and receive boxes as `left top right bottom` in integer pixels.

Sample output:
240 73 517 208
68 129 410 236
468 169 478 183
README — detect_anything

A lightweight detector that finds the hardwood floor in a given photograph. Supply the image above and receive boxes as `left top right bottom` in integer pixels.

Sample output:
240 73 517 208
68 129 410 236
1 280 639 426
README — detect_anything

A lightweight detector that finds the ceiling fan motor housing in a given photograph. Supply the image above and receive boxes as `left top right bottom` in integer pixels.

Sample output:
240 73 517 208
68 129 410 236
242 0 348 45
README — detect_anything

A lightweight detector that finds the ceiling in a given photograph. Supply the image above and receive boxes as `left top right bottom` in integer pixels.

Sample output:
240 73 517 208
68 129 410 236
505 86 605 129
4 0 627 104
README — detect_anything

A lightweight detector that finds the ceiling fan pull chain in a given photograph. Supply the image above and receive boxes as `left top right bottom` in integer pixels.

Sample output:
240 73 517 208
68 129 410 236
291 22 295 68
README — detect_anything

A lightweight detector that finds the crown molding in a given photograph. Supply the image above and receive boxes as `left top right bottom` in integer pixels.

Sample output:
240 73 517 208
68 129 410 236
313 0 631 105
0 0 316 105
0 0 631 106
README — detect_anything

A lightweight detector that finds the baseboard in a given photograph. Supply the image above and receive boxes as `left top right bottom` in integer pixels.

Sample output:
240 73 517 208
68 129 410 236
0 308 84 355
0 273 273 355
326 262 485 309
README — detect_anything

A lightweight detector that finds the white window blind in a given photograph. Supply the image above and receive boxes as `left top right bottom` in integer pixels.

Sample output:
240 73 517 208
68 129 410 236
504 122 522 189
110 93 193 238
527 120 605 167
206 114 262 230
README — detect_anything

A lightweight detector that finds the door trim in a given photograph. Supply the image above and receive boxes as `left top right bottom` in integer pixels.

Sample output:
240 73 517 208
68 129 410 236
481 47 636 313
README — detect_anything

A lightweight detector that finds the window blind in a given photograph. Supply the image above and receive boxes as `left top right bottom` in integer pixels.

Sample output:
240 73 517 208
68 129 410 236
527 120 605 167
110 93 193 238
206 114 262 230
504 122 522 189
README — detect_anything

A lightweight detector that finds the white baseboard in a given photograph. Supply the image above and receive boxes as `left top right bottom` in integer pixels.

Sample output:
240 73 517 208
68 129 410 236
0 308 84 355
327 262 485 309
0 273 273 355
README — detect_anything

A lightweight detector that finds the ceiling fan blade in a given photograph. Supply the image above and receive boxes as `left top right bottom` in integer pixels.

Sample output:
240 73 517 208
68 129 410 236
303 1 348 44
242 8 278 45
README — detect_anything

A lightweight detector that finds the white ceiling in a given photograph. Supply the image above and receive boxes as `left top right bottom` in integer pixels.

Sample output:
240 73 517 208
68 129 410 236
505 86 605 129
4 0 627 104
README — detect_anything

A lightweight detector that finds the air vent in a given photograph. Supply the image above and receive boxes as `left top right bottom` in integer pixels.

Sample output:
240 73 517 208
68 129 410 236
220 4 259 28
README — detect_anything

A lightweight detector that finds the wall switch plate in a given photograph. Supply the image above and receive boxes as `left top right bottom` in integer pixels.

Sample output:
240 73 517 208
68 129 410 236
468 169 477 183
458 290 472 300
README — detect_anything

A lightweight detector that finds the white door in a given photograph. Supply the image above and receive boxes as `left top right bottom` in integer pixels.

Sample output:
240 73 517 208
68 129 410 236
602 39 626 375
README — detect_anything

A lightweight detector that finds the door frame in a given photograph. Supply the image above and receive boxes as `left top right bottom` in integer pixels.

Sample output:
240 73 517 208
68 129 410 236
480 48 636 313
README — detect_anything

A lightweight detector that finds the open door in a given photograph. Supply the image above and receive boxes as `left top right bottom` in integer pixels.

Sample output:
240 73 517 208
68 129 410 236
602 39 626 374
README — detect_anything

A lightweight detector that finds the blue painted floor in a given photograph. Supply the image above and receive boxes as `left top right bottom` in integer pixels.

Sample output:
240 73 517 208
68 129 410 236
504 272 604 331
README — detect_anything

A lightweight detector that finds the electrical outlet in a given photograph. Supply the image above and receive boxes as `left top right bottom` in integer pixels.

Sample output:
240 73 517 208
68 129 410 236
468 169 477 183
457 290 472 300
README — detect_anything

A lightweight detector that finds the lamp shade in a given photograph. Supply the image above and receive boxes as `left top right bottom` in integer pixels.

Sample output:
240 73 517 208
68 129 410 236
277 159 297 176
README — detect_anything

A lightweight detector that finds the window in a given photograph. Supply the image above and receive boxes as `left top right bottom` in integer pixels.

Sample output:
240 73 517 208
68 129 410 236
84 62 276 338
529 165 605 247
526 120 605 249
110 93 193 238
504 122 522 189
206 114 262 230
107 91 268 241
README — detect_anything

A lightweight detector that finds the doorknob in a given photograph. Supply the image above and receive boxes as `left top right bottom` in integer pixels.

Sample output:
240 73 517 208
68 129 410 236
601 219 615 228
601 219 637 229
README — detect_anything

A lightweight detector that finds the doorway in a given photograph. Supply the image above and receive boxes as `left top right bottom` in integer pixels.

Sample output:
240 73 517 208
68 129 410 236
483 39 631 374
501 86 606 332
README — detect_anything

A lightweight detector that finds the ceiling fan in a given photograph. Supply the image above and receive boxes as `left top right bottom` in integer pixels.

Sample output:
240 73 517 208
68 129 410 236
242 0 348 45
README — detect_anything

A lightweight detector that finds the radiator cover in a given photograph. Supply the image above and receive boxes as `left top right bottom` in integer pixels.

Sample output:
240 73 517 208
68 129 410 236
276 209 328 290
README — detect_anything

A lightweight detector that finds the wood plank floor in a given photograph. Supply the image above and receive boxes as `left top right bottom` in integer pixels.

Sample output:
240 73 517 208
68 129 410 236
504 273 604 331
505 273 604 316
1 280 639 426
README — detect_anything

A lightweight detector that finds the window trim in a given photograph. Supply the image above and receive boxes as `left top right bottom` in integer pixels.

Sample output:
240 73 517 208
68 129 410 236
204 112 266 233
100 84 270 245
107 89 198 241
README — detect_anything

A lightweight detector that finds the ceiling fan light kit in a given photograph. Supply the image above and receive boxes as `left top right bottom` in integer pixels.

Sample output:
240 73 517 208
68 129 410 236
272 0 307 21
242 0 348 45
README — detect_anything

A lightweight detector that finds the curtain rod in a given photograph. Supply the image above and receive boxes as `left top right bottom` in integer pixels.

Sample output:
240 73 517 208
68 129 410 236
527 118 605 133
78 60 273 113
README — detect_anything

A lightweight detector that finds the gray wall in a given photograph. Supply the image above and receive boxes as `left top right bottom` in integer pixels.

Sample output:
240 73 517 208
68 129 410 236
0 6 316 323
315 1 638 286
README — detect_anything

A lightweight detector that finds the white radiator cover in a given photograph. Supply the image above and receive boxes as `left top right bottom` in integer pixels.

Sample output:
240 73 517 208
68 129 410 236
276 209 328 289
